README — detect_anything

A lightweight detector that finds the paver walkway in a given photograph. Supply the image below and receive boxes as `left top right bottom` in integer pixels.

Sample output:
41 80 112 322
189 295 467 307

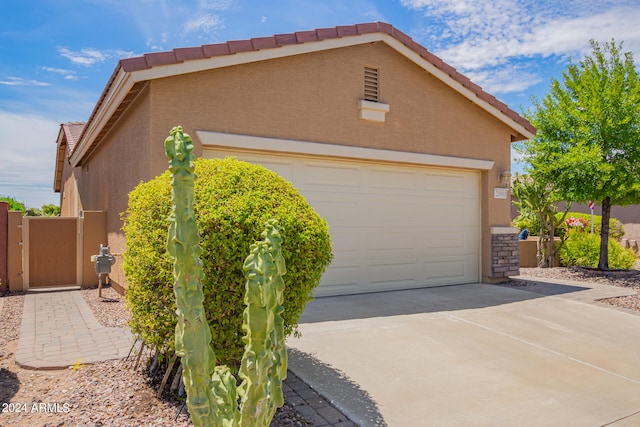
15 286 134 369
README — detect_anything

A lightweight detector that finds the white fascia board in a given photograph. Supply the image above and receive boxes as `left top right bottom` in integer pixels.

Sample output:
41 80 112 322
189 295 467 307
129 33 386 83
197 131 495 171
70 68 135 167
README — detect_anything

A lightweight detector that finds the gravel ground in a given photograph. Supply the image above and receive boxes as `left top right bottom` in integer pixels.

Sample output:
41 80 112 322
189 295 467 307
514 266 640 311
0 287 312 427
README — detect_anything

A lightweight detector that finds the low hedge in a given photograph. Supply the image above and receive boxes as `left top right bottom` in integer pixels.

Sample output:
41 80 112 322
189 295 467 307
122 157 333 369
559 230 636 269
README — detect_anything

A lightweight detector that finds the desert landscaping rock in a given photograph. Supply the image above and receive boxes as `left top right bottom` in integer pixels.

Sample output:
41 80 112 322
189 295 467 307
0 288 317 426
515 266 640 311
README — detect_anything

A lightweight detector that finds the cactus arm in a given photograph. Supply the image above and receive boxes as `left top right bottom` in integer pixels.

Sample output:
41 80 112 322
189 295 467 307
165 126 226 426
238 219 288 426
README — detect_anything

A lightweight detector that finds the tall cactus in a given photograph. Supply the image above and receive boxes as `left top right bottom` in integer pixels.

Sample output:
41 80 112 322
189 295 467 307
165 126 219 426
238 219 288 425
164 126 287 427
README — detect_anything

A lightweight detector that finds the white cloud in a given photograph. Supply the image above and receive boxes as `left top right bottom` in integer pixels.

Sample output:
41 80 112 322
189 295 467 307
58 48 135 67
0 110 60 207
43 66 79 81
465 65 542 94
0 77 50 87
59 47 108 66
401 0 640 96
184 13 225 33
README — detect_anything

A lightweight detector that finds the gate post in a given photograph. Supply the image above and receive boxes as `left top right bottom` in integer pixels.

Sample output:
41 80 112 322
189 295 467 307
7 211 23 292
0 201 8 294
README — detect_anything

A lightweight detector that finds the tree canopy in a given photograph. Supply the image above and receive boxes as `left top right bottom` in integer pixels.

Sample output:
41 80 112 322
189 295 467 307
0 196 26 213
521 40 640 269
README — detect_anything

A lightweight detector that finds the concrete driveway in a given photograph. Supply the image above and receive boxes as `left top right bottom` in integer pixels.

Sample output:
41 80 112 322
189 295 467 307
286 278 640 426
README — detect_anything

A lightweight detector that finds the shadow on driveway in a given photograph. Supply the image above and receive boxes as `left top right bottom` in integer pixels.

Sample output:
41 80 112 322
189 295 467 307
288 348 387 426
299 282 590 323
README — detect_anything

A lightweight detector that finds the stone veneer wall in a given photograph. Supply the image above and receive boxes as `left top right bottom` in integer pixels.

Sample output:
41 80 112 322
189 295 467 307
490 227 520 278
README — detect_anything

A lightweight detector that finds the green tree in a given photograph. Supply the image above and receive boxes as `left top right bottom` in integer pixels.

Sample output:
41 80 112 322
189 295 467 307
512 174 570 267
522 40 640 270
41 204 60 216
0 196 26 213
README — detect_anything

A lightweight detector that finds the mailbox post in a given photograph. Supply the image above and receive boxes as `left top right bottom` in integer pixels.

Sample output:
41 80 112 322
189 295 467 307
90 244 115 297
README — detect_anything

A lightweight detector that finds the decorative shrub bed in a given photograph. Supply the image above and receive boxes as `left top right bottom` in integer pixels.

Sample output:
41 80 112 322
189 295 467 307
559 230 636 269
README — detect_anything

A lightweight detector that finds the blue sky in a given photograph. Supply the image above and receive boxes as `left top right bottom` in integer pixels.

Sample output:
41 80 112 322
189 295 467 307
2 0 640 208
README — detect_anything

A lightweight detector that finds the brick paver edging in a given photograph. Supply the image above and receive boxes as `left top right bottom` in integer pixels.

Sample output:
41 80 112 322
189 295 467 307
284 370 358 426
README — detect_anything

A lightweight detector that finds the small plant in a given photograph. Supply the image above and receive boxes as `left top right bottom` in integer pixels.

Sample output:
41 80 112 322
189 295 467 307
565 216 589 230
164 126 288 426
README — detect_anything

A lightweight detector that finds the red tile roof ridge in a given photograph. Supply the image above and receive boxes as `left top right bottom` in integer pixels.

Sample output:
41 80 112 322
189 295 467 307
116 21 534 135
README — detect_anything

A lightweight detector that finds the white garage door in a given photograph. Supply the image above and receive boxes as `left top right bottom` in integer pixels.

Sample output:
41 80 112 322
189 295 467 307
203 148 480 297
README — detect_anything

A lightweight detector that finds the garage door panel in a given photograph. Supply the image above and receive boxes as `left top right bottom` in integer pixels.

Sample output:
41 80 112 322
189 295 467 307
316 262 365 296
330 228 360 254
203 146 480 296
422 258 469 282
421 230 466 252
368 167 418 192
367 200 418 226
303 163 361 189
304 198 361 226
422 197 479 223
368 261 418 286
367 230 417 251
422 172 474 195
225 152 296 181
424 202 469 224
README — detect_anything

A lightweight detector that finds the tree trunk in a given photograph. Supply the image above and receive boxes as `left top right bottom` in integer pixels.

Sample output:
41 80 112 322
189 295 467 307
598 196 611 270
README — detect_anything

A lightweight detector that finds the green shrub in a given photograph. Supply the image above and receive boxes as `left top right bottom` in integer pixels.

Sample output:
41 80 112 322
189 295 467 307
512 210 625 239
122 157 333 369
559 230 636 269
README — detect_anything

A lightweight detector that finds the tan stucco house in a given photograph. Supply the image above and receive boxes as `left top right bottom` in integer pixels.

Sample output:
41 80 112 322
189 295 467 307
53 22 535 296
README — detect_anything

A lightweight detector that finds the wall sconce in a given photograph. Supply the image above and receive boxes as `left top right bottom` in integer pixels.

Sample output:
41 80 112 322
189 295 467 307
499 170 512 185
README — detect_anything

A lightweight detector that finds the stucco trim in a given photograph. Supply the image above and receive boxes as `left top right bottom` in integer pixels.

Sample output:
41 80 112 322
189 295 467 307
490 226 519 235
197 131 495 171
358 100 390 122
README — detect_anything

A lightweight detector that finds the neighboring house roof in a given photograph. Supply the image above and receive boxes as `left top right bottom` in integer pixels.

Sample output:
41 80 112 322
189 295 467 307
64 21 536 170
54 122 86 192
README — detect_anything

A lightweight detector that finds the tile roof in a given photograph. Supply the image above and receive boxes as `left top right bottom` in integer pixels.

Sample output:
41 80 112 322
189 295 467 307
69 21 534 166
117 21 534 136
61 122 86 156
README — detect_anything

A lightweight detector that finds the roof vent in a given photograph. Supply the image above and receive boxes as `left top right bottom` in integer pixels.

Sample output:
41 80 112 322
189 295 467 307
364 66 379 102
